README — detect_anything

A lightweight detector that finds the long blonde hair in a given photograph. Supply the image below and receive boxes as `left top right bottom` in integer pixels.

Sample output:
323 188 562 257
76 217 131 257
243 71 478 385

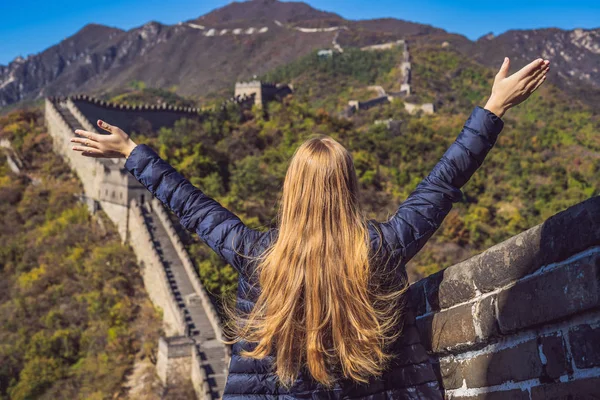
224 134 409 388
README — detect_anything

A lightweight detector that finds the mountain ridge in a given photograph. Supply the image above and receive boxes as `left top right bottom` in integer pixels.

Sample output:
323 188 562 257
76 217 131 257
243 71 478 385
1 0 598 110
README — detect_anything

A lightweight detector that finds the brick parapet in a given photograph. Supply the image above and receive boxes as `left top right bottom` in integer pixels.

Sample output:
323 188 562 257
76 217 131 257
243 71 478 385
408 196 600 398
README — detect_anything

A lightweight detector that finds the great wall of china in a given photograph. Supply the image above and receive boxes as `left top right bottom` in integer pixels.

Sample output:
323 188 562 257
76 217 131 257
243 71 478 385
34 34 599 398
42 92 600 399
346 39 435 117
44 96 229 399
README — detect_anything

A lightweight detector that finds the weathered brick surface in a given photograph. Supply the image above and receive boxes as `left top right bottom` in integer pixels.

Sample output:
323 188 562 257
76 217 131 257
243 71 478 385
530 377 600 399
496 253 600 333
537 196 600 267
416 303 477 353
473 294 499 341
569 324 600 369
416 295 499 353
437 257 479 309
451 389 530 400
408 198 600 394
439 356 463 390
443 339 543 388
473 224 543 293
421 197 600 304
539 334 570 380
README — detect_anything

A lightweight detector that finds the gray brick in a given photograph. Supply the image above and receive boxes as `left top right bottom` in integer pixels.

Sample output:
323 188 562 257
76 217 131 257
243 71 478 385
531 377 600 399
451 389 529 400
497 253 600 333
569 323 600 369
438 257 479 309
439 356 463 390
419 302 477 352
539 334 569 380
468 197 600 294
538 196 600 267
460 339 543 388
473 294 499 341
473 224 543 293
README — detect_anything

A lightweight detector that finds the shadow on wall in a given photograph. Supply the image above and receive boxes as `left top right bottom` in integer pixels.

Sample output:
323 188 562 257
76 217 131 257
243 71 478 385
408 196 600 398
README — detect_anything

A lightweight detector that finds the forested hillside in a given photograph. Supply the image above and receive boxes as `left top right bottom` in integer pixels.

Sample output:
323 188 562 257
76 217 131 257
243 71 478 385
0 110 162 399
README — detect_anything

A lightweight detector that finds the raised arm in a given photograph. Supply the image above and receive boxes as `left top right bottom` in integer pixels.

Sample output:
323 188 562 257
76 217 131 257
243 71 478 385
379 56 550 262
70 121 262 273
124 144 263 271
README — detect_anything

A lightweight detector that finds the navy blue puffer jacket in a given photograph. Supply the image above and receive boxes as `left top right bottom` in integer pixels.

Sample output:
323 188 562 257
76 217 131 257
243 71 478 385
124 106 504 399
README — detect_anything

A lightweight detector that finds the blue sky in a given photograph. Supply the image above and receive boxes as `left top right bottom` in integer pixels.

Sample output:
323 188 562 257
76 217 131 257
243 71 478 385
1 0 598 66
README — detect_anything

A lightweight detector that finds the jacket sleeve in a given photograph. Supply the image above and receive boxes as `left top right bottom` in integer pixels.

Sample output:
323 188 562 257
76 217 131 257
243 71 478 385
379 106 504 263
124 144 261 273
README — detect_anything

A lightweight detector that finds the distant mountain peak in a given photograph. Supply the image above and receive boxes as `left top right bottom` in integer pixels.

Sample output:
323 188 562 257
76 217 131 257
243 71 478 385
0 2 598 111
478 32 495 41
192 0 343 26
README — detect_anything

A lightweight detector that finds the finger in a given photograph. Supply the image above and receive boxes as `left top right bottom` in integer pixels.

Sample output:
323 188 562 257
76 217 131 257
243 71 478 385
525 64 550 89
70 137 100 149
530 74 547 93
74 129 101 142
496 57 510 79
71 146 103 155
80 151 109 158
515 58 544 80
525 64 549 85
97 119 116 134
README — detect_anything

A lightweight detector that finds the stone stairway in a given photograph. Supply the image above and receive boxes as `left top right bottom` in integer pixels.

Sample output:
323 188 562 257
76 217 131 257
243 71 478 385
56 102 83 130
141 204 228 398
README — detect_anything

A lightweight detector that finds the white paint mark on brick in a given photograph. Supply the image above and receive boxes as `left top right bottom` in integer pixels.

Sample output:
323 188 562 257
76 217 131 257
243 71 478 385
538 343 548 365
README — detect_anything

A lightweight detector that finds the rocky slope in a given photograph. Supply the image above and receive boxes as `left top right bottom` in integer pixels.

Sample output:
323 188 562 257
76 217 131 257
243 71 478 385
0 0 598 110
465 28 600 108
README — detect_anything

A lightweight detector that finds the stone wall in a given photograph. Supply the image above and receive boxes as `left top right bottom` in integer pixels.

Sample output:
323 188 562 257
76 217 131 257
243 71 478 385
346 40 434 116
45 97 224 398
45 98 98 196
66 94 203 134
45 98 147 241
361 39 405 51
234 81 292 108
128 200 186 336
408 196 600 398
150 198 226 345
404 102 435 115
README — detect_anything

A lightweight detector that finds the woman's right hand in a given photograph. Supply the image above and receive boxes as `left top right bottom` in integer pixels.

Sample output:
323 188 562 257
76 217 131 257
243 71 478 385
71 119 137 159
484 57 550 118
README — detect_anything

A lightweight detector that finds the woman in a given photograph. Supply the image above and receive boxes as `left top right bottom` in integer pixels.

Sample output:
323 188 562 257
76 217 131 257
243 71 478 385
71 56 549 399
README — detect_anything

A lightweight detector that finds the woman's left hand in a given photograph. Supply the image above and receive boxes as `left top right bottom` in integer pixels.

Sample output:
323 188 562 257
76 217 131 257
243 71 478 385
71 119 137 158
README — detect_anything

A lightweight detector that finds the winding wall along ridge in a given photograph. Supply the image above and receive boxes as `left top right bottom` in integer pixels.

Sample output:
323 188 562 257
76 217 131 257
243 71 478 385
45 97 228 399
